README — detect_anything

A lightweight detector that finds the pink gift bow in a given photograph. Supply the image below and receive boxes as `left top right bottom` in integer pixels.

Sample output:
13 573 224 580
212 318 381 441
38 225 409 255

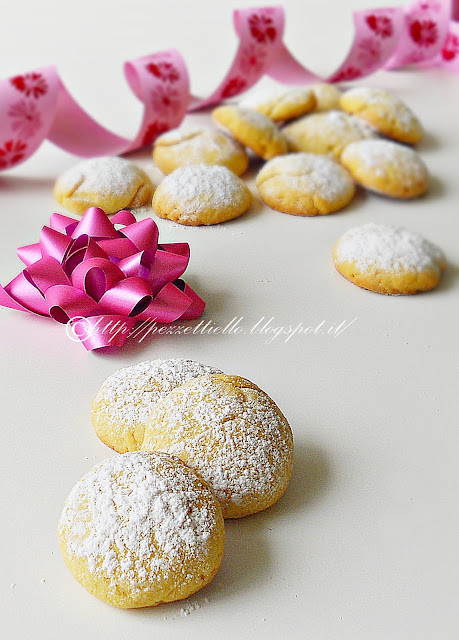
0 207 205 350
0 0 458 172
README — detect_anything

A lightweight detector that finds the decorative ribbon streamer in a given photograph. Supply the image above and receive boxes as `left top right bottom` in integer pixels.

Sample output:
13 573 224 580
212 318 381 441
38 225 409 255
0 0 458 172
0 207 205 350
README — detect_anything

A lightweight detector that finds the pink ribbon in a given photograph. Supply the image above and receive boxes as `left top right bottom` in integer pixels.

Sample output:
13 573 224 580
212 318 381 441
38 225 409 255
0 207 205 350
0 0 458 172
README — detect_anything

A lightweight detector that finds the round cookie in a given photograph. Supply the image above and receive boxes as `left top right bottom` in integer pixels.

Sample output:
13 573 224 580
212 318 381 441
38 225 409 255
212 105 288 160
256 153 355 216
340 139 428 199
152 164 252 226
241 86 316 122
91 359 223 453
141 373 294 519
54 157 154 215
153 126 248 176
309 83 342 112
339 87 423 144
58 451 225 608
283 110 377 159
333 222 445 295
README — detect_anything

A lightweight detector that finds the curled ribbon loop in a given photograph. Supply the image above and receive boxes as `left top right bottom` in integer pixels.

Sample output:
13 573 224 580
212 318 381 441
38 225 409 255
0 207 205 350
0 1 458 171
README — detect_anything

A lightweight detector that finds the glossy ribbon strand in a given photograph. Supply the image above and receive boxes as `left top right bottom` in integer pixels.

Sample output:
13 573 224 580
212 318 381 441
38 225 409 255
0 1 458 172
0 208 205 350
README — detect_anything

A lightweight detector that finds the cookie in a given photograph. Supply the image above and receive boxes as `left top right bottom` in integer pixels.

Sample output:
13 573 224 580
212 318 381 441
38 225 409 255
340 139 428 199
153 125 248 176
141 374 294 519
339 87 423 144
309 83 342 111
212 105 288 160
283 110 377 159
333 223 445 295
91 359 222 453
256 153 355 216
152 164 252 226
54 157 154 215
241 86 316 121
58 452 225 608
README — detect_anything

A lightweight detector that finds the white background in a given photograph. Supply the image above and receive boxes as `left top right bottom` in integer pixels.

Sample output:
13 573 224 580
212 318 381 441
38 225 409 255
1 1 458 638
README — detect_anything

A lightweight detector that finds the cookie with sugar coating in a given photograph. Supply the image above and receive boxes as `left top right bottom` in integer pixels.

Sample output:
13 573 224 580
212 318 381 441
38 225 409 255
283 110 377 159
309 83 342 111
333 222 446 295
58 451 225 608
212 105 288 160
340 139 428 199
141 373 294 519
256 153 355 216
54 156 154 215
153 125 248 176
241 86 316 121
91 358 223 453
152 164 252 225
339 87 423 144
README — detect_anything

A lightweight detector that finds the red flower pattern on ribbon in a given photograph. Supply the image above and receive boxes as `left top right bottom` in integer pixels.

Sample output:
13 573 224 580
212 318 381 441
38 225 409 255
331 66 363 82
366 14 393 38
419 1 442 11
410 19 438 47
0 5 458 173
7 100 42 139
248 13 277 43
151 85 181 115
221 76 247 98
145 60 180 83
0 139 27 169
239 43 268 75
10 72 48 99
142 121 169 146
357 37 382 66
442 32 459 60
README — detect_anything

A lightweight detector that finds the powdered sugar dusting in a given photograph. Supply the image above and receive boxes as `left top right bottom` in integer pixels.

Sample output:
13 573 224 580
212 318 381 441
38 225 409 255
241 86 313 109
335 223 445 273
93 358 222 442
58 452 220 589
155 125 204 146
57 157 148 198
309 83 342 111
342 87 421 134
155 127 243 166
143 375 293 515
157 164 249 214
342 139 427 184
215 105 281 135
283 110 377 156
324 110 377 137
257 153 354 202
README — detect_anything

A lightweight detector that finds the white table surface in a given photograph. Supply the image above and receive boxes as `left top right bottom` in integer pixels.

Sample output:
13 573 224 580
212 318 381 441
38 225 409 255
1 1 458 638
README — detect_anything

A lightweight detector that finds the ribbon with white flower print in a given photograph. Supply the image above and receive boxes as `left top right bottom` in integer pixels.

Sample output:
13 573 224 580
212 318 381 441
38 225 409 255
0 0 458 172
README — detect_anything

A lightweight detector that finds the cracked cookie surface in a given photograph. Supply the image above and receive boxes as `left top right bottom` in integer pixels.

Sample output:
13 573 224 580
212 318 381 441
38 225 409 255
283 110 377 159
152 164 252 226
153 125 248 176
333 222 445 294
340 87 423 144
256 152 355 216
58 451 224 608
340 139 428 199
212 105 288 160
54 156 153 215
141 374 294 518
